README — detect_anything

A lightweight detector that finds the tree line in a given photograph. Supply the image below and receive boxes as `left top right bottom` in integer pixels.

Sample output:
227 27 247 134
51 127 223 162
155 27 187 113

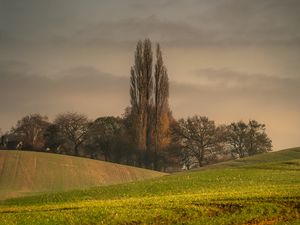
173 116 272 169
0 39 272 171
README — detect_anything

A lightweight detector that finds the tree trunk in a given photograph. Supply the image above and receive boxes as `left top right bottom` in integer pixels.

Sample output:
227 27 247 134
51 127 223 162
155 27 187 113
198 158 203 167
74 144 79 156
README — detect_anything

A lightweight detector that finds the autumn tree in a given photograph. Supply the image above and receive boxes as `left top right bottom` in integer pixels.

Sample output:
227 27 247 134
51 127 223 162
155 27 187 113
153 44 170 169
12 114 49 150
54 112 90 156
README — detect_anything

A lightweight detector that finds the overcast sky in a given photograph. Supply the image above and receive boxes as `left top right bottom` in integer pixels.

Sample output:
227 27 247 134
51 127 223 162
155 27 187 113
0 0 299 150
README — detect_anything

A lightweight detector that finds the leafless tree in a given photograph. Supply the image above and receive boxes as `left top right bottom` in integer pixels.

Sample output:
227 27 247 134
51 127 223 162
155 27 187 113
227 121 248 158
227 120 272 158
247 120 272 155
12 114 49 150
173 116 225 167
54 112 90 156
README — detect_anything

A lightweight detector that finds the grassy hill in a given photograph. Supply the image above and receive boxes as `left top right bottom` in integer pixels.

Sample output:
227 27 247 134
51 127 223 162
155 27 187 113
0 147 299 224
0 150 166 200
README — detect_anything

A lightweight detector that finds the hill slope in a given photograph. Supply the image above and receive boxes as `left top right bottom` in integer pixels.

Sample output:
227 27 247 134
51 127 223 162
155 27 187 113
1 147 299 224
0 150 166 200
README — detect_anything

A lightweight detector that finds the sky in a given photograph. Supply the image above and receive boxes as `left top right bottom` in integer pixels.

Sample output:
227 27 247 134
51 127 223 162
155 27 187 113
0 0 299 150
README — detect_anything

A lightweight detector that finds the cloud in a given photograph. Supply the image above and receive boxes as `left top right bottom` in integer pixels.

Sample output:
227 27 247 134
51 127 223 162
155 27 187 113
64 10 300 49
169 68 300 150
187 68 300 108
189 0 300 43
53 1 300 47
129 0 181 8
2 0 300 49
193 68 299 90
0 61 130 131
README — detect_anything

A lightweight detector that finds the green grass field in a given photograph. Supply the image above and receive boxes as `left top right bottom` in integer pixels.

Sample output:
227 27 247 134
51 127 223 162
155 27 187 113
0 148 299 224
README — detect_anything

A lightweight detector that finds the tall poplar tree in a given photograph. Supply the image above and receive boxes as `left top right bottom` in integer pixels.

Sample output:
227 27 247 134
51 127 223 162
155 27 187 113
153 44 170 169
129 39 171 168
130 39 153 154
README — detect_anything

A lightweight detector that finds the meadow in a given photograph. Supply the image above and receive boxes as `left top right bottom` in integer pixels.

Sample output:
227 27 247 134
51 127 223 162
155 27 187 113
0 147 299 224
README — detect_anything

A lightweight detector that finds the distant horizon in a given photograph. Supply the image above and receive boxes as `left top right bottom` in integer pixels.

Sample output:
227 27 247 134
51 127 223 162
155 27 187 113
1 0 299 151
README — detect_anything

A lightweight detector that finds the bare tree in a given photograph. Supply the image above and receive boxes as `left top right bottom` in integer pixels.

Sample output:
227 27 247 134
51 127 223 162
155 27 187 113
227 121 248 158
54 112 90 156
173 116 225 167
227 120 272 158
247 120 272 155
12 114 49 150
